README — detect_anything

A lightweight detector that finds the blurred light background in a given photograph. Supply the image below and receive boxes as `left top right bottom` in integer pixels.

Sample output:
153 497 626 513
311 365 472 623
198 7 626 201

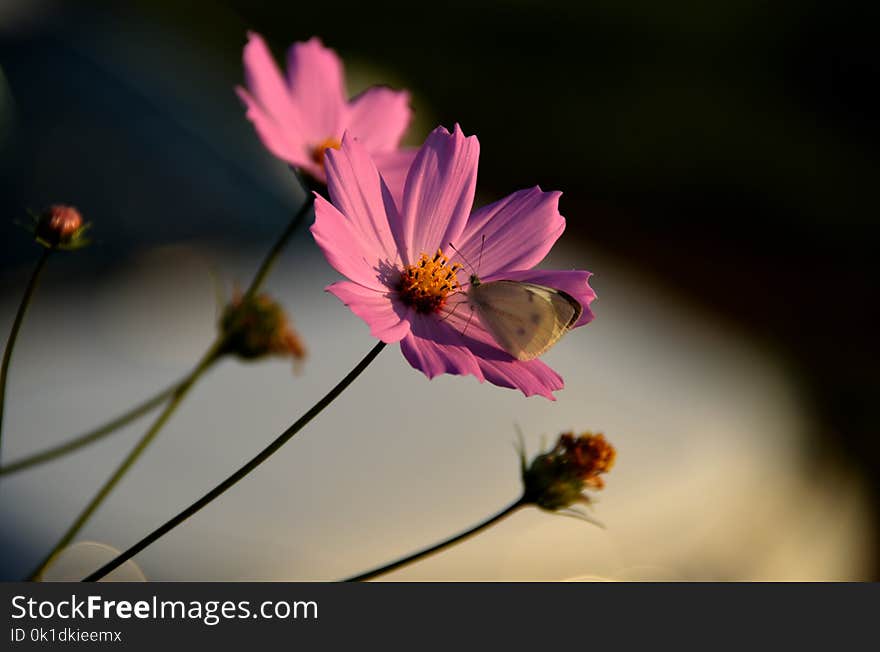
0 0 876 580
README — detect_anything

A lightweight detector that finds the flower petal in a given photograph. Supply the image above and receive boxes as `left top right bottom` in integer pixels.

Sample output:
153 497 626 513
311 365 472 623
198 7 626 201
347 87 412 153
322 133 402 266
478 344 565 401
455 186 565 278
326 281 411 343
399 313 485 381
476 356 564 400
451 306 565 399
242 33 301 128
236 87 316 174
483 268 597 328
400 304 563 399
312 194 390 291
373 147 417 213
398 124 479 264
285 37 347 144
239 32 310 170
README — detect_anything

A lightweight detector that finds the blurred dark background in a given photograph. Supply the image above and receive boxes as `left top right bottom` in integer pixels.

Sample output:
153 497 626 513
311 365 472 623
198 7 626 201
1 0 877 577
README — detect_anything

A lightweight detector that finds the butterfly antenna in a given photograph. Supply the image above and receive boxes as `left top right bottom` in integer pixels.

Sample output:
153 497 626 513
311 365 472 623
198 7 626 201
477 233 485 275
447 242 478 279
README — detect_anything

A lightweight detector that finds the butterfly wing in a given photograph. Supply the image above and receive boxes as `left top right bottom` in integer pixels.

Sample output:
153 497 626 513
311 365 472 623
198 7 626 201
469 281 582 361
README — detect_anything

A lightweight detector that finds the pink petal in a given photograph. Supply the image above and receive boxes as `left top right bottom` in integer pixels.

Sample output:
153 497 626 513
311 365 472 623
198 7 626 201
453 308 564 399
326 281 411 343
483 268 597 328
454 186 565 278
347 87 412 153
242 33 302 129
399 313 485 380
285 37 347 145
236 87 312 172
401 304 563 399
239 33 310 170
477 355 563 400
373 147 417 212
398 125 479 264
323 133 402 265
312 195 391 291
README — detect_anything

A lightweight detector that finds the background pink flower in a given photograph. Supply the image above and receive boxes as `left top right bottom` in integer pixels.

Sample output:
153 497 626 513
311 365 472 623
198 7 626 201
312 125 596 399
237 32 414 185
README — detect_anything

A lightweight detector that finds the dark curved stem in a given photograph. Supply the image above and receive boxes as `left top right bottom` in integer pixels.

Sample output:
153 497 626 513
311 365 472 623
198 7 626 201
243 194 314 299
28 340 224 581
343 497 528 582
32 193 315 580
7 194 315 478
82 341 386 582
0 249 51 465
0 377 183 477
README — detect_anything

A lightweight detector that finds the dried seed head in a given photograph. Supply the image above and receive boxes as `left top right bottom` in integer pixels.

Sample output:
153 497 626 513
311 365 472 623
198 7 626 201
219 292 306 370
521 431 616 512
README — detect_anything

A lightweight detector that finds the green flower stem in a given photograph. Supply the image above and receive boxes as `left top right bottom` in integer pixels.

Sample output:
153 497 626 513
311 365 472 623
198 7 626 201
5 194 315 477
27 338 225 581
242 194 315 301
0 249 52 466
30 192 316 580
82 340 386 582
342 497 528 582
0 377 183 477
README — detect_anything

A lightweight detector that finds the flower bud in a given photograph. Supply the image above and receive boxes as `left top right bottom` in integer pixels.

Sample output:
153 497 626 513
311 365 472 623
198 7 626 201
34 205 89 249
219 292 306 368
521 431 616 512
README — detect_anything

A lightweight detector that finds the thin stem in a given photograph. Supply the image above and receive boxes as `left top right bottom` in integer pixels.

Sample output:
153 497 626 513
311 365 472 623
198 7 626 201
243 194 315 300
27 339 225 581
6 194 315 477
24 189 314 580
83 341 386 582
31 192 313 579
0 249 51 464
0 377 183 477
342 497 528 582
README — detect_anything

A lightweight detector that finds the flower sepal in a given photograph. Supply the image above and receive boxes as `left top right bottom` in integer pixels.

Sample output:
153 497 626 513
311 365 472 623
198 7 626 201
520 431 616 518
219 291 306 370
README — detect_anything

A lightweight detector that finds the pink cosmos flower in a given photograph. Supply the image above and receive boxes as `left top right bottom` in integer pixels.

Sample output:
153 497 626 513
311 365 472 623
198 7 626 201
237 32 414 187
311 125 596 399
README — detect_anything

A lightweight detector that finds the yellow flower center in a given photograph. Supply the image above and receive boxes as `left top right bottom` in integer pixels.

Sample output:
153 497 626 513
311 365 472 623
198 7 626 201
311 137 342 170
397 249 463 314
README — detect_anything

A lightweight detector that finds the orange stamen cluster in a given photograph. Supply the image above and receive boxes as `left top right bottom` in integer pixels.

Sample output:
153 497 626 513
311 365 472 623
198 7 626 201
557 432 616 489
311 137 342 170
397 249 463 314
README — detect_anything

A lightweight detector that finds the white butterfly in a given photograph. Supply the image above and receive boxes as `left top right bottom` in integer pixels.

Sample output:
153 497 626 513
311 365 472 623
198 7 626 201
465 274 583 361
